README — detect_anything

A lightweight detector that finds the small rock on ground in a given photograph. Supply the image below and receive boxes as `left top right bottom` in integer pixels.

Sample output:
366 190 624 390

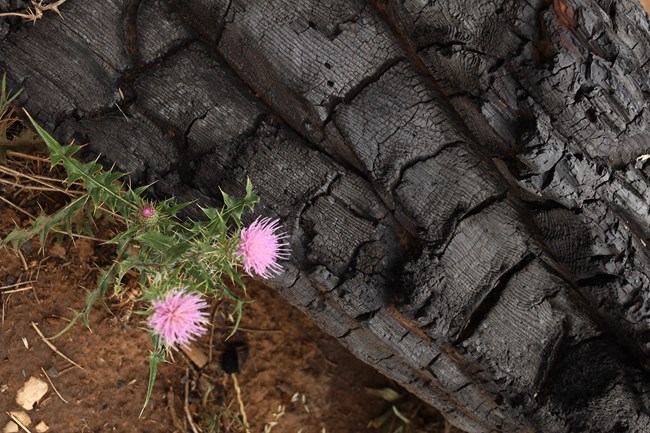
15 376 48 410
8 412 30 427
2 422 18 433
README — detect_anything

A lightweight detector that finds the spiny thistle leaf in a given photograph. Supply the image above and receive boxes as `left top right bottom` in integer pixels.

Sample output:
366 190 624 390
24 110 141 219
137 231 178 253
47 310 82 340
227 299 246 339
2 196 88 249
141 347 165 418
220 178 259 225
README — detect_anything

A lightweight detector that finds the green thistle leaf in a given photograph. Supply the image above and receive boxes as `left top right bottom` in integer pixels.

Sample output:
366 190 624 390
141 347 165 418
24 111 140 219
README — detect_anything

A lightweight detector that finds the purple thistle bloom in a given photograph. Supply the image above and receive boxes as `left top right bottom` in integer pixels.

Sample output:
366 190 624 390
238 217 290 278
141 205 155 219
147 290 209 348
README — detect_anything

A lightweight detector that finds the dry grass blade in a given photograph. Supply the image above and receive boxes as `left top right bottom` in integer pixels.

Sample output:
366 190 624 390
1 285 34 295
0 152 79 192
16 249 29 272
166 389 186 432
0 150 127 229
0 183 112 241
0 280 34 291
40 366 69 403
0 78 37 155
184 372 200 433
0 163 73 186
0 176 83 194
232 374 251 433
31 321 87 372
5 150 51 162
0 194 35 218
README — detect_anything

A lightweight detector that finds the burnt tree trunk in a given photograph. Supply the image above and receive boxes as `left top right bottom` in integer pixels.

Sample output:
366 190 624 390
2 0 650 431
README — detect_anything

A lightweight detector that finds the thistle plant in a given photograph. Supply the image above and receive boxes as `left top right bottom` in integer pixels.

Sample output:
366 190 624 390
148 290 210 347
238 217 291 278
1 106 290 413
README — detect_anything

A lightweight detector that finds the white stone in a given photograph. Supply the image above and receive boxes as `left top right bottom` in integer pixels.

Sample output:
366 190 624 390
15 376 48 410
2 422 18 433
8 412 30 427
35 421 49 432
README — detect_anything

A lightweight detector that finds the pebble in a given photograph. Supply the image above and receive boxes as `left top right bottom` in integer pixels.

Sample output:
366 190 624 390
20 239 33 255
35 421 49 432
45 366 59 378
8 412 30 427
15 376 48 410
2 422 18 433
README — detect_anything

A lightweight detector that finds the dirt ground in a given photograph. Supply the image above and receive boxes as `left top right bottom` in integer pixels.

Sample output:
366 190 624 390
0 180 458 433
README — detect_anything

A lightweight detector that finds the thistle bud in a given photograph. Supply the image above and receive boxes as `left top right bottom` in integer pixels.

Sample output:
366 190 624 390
138 205 160 226
141 205 155 219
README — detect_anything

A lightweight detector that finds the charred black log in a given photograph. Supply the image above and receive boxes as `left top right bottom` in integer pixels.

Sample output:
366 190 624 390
2 1 650 432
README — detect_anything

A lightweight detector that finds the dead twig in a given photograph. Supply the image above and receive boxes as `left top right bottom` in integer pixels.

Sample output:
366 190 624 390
40 366 68 404
0 160 73 187
232 374 251 433
166 389 186 432
31 322 86 372
0 194 35 219
0 0 67 23
16 249 29 272
208 304 219 363
214 322 282 334
0 177 83 194
5 150 50 162
183 371 200 433
1 150 127 226
0 280 35 291
1 285 34 294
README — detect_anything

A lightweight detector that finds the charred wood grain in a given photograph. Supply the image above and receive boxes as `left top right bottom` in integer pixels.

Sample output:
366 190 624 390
2 0 650 432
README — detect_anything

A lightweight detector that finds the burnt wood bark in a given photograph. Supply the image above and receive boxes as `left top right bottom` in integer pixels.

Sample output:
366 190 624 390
2 0 650 431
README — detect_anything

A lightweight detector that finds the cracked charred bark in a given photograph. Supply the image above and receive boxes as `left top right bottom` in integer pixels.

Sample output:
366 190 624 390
2 0 650 432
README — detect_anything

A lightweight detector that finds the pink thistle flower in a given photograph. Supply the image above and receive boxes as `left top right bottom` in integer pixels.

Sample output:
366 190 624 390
237 217 290 278
147 290 209 348
141 205 155 219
